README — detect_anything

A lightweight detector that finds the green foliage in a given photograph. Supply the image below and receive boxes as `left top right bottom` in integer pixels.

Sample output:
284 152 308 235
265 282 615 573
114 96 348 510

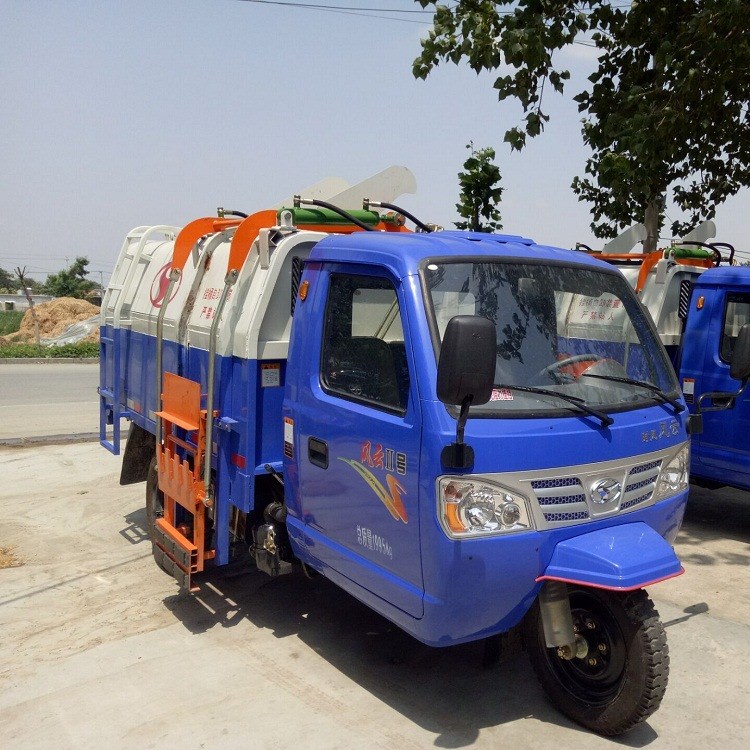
455 142 503 232
43 256 96 299
0 342 99 359
414 1 750 247
1 267 42 294
0 267 17 293
414 1 585 151
0 310 24 336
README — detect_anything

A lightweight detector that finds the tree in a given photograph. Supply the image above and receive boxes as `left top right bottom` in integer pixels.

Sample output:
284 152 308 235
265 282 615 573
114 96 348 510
455 141 504 232
0 267 17 293
43 256 96 299
15 267 40 345
414 1 750 252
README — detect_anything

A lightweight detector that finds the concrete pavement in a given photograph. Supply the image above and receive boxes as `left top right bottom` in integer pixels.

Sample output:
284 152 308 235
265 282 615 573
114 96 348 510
0 361 99 441
1 361 749 747
0 441 748 749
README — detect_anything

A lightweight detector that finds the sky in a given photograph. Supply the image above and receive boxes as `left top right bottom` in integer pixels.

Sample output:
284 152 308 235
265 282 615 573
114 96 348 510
2 0 749 285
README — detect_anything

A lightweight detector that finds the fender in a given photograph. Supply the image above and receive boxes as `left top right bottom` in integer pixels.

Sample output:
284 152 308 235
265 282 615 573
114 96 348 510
119 422 155 485
537 522 683 591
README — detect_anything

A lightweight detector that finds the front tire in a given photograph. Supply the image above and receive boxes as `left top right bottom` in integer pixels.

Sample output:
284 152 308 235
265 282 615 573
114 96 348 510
524 586 669 736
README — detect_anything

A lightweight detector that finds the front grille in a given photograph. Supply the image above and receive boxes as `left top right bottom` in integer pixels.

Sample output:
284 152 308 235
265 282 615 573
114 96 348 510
530 477 582 489
621 492 653 510
623 477 653 493
526 455 665 528
543 510 589 522
531 478 590 526
621 459 662 511
629 459 661 476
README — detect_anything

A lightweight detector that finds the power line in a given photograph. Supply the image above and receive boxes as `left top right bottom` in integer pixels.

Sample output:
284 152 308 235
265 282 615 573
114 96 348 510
234 1 630 36
237 0 434 12
235 0 435 23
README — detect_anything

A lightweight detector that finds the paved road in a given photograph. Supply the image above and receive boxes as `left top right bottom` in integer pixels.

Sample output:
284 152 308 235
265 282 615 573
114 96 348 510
0 362 99 440
0 441 748 749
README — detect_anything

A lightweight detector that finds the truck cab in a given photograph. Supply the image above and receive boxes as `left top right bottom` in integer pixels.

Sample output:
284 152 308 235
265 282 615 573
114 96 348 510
284 229 688 645
578 236 750 493
679 266 750 489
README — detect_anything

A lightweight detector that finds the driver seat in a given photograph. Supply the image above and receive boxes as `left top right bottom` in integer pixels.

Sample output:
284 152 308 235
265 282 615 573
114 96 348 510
325 336 400 407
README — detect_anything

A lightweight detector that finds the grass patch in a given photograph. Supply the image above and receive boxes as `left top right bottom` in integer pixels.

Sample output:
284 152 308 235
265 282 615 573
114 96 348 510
0 310 24 335
0 342 100 359
0 546 23 569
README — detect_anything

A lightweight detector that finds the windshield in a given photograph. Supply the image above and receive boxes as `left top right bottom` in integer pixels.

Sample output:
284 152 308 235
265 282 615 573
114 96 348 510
423 260 679 416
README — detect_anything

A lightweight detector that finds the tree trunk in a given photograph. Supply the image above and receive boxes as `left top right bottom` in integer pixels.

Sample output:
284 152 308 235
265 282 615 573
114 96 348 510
643 199 661 254
15 268 40 346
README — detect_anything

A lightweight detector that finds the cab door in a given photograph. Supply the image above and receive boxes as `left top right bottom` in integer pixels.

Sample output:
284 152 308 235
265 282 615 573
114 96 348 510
293 268 424 617
687 290 750 489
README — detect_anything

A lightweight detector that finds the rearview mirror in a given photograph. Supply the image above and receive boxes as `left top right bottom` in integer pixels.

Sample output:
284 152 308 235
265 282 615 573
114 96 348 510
437 316 496 470
437 316 496 406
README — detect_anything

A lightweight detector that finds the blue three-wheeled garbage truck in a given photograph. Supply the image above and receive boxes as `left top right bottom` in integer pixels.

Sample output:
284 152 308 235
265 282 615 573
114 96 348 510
101 175 745 735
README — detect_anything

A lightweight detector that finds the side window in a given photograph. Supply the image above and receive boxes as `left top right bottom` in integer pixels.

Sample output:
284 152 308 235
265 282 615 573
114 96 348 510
721 294 750 362
321 274 410 413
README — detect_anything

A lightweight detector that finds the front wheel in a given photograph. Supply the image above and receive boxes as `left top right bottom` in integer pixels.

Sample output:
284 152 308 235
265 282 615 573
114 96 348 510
524 586 669 736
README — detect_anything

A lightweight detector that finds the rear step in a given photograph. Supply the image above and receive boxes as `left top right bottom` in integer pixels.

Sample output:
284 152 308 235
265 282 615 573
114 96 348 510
153 518 199 592
153 371 215 592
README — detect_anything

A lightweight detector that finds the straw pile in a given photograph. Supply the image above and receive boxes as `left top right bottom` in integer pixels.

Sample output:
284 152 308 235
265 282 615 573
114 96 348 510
10 298 100 342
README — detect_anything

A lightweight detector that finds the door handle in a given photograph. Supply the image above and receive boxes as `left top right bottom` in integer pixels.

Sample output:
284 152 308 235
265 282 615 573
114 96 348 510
308 437 329 469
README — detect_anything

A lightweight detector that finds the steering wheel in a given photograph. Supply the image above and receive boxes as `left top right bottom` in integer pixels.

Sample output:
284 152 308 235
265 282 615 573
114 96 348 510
538 354 603 381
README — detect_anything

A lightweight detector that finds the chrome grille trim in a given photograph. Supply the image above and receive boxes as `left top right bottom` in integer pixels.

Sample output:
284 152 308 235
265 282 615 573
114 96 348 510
621 492 653 510
544 510 589 522
537 493 588 506
629 459 661 475
624 477 654 493
530 477 582 489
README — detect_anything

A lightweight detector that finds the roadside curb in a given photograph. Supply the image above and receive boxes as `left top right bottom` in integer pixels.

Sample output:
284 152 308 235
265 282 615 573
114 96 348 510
0 432 104 448
0 358 99 364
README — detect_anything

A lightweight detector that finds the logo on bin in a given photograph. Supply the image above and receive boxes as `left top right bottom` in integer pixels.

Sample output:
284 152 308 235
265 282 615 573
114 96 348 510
149 262 181 308
590 478 622 505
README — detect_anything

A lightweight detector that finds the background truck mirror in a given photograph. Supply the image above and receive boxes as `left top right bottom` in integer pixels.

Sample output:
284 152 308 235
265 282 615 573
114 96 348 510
436 315 496 406
730 324 750 381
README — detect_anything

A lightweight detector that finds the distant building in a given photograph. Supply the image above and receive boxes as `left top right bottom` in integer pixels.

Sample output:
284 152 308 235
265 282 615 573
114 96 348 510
0 293 56 311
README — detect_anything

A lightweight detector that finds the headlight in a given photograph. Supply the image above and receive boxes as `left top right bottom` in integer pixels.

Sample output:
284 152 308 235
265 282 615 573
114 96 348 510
438 477 533 538
653 445 690 502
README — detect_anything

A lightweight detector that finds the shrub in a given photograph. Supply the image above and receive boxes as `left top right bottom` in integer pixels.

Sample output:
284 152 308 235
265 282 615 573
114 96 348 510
0 310 24 336
0 342 99 359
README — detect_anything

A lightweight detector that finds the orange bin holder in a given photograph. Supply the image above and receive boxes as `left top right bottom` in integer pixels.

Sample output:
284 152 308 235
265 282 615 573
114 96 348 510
153 372 216 591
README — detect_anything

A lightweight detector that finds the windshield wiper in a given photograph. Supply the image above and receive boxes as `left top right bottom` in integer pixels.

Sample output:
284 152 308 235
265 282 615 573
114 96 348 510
495 384 614 428
579 373 685 413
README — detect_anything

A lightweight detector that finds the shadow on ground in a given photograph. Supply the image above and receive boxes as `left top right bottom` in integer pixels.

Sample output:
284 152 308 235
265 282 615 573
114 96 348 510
157 561 659 748
678 483 750 568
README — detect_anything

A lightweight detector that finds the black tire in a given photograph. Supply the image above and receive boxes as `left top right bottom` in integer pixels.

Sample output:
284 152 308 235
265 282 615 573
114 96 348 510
145 456 164 539
145 456 171 574
524 586 669 736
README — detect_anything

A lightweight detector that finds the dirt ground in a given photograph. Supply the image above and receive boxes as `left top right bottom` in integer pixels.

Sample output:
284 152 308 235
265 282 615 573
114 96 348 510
0 442 748 749
0 546 21 569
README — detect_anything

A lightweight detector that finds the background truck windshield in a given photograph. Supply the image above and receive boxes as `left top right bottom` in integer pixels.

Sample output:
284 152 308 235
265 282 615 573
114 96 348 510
424 260 679 415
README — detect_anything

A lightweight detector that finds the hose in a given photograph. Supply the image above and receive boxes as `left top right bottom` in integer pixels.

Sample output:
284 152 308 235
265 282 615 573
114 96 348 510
364 199 432 233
